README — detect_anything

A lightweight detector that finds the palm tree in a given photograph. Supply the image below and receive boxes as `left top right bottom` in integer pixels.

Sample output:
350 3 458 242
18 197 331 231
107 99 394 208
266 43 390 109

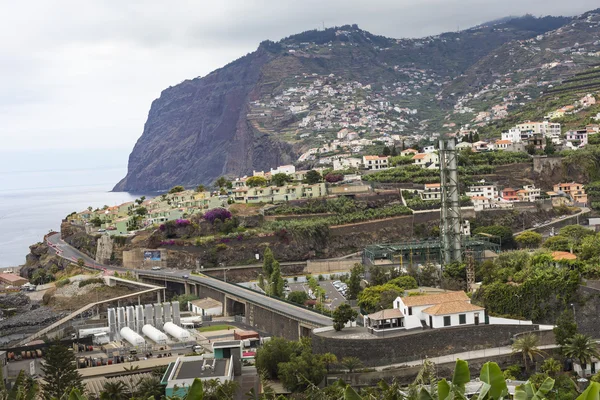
341 357 363 373
564 333 600 376
512 333 546 374
100 381 129 400
135 376 163 399
541 357 562 378
321 353 338 373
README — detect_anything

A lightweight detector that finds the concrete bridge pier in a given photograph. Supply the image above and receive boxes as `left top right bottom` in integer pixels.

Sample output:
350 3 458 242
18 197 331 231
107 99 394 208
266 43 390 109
184 281 190 295
224 296 246 317
157 291 161 303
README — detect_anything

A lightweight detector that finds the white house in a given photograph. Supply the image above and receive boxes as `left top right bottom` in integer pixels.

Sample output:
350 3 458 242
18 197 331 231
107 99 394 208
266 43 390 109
421 183 442 201
188 298 222 317
423 145 436 153
574 358 600 377
466 181 498 200
270 165 296 175
333 157 362 171
472 141 492 152
495 139 512 150
470 196 492 211
456 142 474 150
363 155 390 170
400 148 419 157
502 128 522 143
412 153 439 169
392 291 485 329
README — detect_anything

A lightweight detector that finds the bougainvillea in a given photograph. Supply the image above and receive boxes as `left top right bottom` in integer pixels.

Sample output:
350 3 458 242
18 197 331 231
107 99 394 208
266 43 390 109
175 219 191 227
203 208 232 224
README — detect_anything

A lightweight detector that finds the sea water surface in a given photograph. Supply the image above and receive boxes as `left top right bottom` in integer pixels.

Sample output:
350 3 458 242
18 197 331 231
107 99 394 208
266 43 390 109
0 149 143 268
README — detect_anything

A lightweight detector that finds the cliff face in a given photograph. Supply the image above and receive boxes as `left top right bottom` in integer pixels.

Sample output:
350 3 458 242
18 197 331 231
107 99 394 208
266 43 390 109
114 47 295 192
115 18 575 192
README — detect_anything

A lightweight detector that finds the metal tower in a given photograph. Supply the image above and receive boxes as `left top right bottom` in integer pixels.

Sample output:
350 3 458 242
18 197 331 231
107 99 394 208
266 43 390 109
439 138 463 264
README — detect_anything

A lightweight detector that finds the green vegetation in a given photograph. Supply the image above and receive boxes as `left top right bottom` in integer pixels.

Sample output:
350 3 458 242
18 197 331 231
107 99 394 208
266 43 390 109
553 309 578 348
271 172 293 186
197 325 235 332
246 176 268 187
171 293 199 310
515 231 543 248
402 190 472 210
357 274 418 314
78 278 104 288
473 250 580 320
41 343 83 399
287 290 309 305
332 303 358 331
168 185 185 194
304 169 322 184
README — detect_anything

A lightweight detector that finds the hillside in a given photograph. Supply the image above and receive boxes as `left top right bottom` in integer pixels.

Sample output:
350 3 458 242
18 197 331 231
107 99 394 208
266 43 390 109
115 16 577 192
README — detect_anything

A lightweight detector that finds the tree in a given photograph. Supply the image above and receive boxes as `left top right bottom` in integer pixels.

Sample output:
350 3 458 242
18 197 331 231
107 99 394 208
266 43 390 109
246 176 268 187
287 291 309 305
270 261 285 297
134 376 163 400
321 353 338 373
168 185 185 194
544 138 556 155
357 283 402 314
304 170 322 184
382 147 391 156
332 304 358 331
387 275 418 290
511 333 545 374
541 358 562 378
347 264 364 300
195 184 206 192
271 173 292 187
214 176 229 189
553 309 578 348
515 231 543 249
473 225 515 249
564 333 600 374
580 233 600 261
135 206 148 216
100 381 129 400
90 217 103 227
255 337 302 379
390 146 398 156
41 343 83 399
368 265 388 285
543 235 571 252
278 349 326 392
341 357 363 373
559 225 594 247
419 263 441 287
263 247 275 277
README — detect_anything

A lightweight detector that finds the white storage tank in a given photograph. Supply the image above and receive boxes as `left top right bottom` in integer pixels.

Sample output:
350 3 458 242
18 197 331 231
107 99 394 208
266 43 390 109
163 322 191 341
79 327 110 338
142 324 168 345
119 327 145 346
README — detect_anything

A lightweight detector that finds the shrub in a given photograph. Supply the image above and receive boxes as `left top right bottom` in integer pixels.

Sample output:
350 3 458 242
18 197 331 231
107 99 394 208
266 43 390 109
55 278 70 288
215 243 228 252
203 208 232 224
79 278 104 288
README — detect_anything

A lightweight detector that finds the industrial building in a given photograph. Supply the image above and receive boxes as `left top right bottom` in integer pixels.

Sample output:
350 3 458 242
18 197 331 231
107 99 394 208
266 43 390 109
162 356 234 397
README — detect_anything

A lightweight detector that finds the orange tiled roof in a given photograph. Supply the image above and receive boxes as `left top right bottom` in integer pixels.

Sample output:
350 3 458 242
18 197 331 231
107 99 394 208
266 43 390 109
412 153 428 159
422 301 484 316
551 251 577 261
367 308 404 320
401 291 469 307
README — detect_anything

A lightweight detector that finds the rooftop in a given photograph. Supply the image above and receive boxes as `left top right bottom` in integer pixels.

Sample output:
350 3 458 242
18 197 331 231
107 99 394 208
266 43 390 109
172 357 229 380
422 301 484 316
401 291 469 307
551 251 577 261
212 340 242 349
189 298 222 309
367 308 404 320
0 273 27 283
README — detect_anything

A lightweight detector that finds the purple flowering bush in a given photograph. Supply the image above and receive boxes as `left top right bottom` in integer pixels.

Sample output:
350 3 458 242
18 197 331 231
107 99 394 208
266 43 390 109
203 208 232 224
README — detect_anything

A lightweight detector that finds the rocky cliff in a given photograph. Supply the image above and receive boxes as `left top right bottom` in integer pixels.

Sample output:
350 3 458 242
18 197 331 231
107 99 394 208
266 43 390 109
115 17 573 192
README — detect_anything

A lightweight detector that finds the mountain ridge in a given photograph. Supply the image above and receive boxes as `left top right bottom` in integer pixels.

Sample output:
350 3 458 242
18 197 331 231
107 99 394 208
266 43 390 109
115 13 586 192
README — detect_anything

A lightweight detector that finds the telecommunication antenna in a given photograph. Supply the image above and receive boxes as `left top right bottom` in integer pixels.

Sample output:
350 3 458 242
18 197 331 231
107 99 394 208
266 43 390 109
439 138 463 265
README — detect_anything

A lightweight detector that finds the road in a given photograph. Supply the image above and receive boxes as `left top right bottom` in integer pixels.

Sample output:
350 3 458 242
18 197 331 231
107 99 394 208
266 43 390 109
46 234 332 327
513 206 590 236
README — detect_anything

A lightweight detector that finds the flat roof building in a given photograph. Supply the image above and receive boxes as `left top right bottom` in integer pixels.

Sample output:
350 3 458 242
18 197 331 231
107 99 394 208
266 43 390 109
0 273 28 286
162 356 233 397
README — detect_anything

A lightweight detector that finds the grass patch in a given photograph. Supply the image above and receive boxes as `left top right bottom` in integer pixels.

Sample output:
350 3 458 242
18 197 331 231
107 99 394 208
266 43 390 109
198 325 235 332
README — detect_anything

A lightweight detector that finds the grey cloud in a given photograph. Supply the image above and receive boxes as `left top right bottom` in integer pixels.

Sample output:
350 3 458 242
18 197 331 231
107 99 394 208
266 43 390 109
0 0 599 152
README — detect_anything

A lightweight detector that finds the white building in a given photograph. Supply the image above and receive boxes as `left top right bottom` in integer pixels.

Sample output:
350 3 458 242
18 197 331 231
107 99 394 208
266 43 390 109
421 183 442 201
270 165 296 175
188 298 223 317
392 291 485 329
333 157 362 171
502 128 522 143
400 148 419 157
363 155 390 170
466 181 498 200
471 196 492 211
412 153 439 169
514 121 561 140
517 185 542 202
423 145 436 153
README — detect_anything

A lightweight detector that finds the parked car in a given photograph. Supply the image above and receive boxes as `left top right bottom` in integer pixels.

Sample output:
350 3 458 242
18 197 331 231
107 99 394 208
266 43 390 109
151 266 162 270
182 274 189 279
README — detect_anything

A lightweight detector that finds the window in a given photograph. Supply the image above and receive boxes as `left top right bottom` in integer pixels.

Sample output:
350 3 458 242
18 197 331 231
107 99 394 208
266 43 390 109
408 307 412 316
459 314 466 324
443 316 451 327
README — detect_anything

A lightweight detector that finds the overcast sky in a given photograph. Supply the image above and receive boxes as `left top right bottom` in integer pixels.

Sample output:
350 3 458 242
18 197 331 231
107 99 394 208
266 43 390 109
1 1 598 157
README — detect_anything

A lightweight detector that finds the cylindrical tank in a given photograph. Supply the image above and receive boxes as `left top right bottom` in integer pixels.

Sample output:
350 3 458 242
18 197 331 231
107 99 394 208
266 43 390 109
119 327 145 346
142 324 168 345
163 322 191 341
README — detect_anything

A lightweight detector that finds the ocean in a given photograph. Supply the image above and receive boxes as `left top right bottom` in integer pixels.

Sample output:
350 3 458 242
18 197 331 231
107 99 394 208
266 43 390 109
0 149 145 268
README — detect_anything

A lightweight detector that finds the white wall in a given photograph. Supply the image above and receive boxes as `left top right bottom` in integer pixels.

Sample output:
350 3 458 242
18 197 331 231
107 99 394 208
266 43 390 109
429 311 479 328
190 304 222 316
575 361 599 377
488 316 532 326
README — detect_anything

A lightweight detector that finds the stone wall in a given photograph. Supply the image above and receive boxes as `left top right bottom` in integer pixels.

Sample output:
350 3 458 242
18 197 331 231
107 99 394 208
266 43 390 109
574 285 600 338
312 324 538 367
122 248 168 270
95 235 113 265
